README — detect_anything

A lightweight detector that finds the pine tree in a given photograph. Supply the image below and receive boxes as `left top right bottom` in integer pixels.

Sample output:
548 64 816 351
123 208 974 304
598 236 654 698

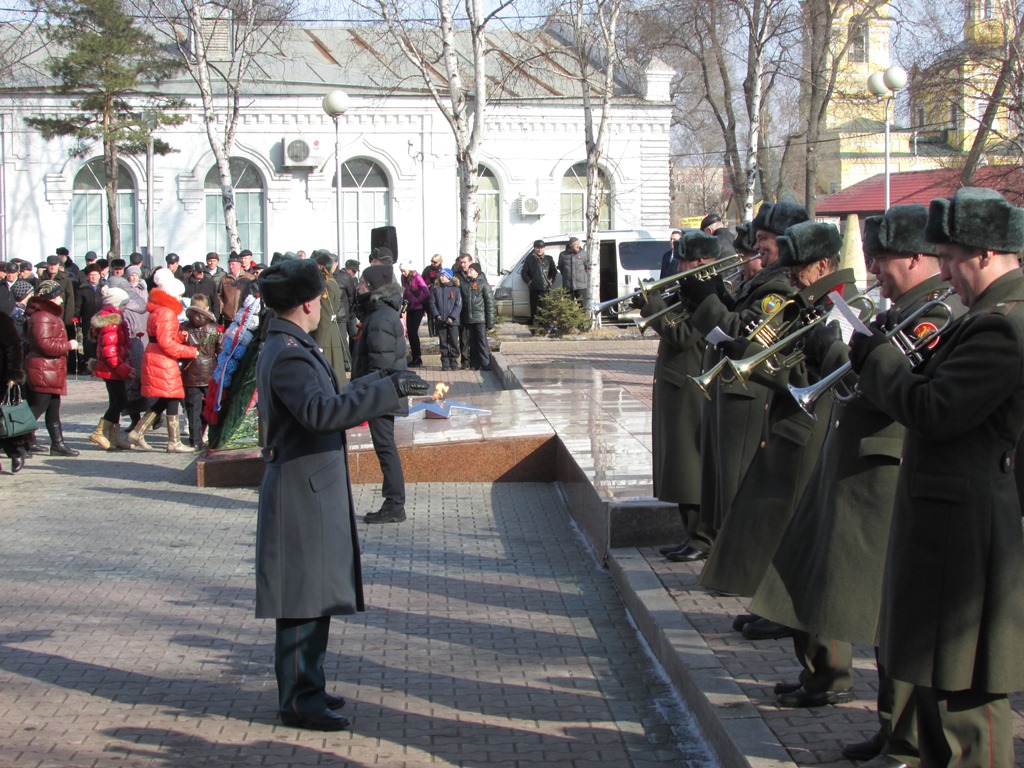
26 0 184 256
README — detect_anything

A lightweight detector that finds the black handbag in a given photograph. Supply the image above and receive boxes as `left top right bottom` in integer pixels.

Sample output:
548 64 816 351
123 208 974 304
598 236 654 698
0 385 37 438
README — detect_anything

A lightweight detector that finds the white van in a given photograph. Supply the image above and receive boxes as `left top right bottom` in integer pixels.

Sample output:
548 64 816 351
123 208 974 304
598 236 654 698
493 228 675 323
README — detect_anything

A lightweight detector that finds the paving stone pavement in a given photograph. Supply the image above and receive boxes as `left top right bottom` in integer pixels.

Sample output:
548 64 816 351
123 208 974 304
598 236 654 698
0 378 714 767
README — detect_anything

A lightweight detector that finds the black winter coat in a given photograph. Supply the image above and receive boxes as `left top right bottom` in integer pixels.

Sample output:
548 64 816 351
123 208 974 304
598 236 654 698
352 283 408 416
461 275 495 327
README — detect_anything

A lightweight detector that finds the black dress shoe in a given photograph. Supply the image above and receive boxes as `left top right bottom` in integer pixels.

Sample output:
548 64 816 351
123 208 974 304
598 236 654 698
742 618 794 640
280 708 350 731
11 454 24 473
666 544 708 562
841 730 886 761
364 506 406 524
325 692 346 710
659 541 688 556
776 685 854 708
731 613 759 632
773 680 802 695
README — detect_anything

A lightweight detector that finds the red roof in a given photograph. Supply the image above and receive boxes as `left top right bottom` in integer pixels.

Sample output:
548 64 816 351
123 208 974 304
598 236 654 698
817 166 1024 216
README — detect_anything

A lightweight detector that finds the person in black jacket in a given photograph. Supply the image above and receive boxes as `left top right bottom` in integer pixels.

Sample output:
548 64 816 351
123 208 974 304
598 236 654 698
75 264 104 364
184 261 219 318
428 269 462 371
520 240 556 326
352 265 409 524
462 263 494 370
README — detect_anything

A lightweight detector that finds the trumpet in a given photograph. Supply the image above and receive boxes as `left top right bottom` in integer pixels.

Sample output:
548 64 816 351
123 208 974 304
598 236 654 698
594 253 753 316
727 287 878 383
787 287 957 419
688 298 798 398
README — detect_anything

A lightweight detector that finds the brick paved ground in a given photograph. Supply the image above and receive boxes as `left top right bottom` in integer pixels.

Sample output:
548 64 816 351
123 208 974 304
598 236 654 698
0 378 713 767
497 332 1024 768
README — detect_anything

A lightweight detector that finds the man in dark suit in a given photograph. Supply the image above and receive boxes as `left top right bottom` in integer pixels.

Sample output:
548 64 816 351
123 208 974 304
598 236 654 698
254 259 428 732
851 187 1024 768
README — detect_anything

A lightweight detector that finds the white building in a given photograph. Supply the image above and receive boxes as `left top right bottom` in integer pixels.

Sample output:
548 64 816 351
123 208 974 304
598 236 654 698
0 24 673 276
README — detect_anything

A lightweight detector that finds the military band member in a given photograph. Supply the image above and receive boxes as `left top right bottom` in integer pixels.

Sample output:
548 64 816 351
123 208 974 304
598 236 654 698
749 206 962 751
698 221 853 641
681 202 808 579
850 187 1024 768
640 231 721 561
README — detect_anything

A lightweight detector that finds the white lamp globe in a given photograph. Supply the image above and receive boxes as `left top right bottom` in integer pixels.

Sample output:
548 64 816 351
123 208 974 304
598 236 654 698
322 90 349 117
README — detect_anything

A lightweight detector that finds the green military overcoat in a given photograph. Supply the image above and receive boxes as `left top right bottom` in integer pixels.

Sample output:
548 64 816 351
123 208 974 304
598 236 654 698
642 290 706 506
691 267 789 534
697 270 851 597
749 275 959 644
858 269 1024 693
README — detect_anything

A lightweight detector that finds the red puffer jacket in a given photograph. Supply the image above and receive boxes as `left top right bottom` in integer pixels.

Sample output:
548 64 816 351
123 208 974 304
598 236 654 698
25 297 72 395
91 306 133 381
141 289 197 399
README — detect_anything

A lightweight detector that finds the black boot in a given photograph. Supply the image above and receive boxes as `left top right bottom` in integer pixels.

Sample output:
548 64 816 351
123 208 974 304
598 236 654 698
26 432 47 455
48 422 80 457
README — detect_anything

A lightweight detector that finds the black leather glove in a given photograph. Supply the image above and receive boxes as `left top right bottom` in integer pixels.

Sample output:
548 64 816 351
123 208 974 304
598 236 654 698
720 336 754 360
677 274 724 306
389 371 431 398
630 292 646 310
848 330 888 373
803 320 842 364
871 307 903 334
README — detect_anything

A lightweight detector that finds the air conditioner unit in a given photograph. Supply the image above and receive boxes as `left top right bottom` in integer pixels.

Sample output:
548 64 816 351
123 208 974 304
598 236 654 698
281 136 324 169
518 195 543 216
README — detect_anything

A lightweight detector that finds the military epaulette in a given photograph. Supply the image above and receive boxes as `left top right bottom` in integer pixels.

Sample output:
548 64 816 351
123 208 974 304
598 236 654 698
990 300 1023 317
285 336 298 347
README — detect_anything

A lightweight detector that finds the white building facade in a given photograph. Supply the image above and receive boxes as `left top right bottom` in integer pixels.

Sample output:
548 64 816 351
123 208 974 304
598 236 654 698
0 27 673 276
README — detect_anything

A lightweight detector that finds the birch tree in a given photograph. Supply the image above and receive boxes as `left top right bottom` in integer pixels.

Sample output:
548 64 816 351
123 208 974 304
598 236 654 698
357 0 514 262
136 0 295 253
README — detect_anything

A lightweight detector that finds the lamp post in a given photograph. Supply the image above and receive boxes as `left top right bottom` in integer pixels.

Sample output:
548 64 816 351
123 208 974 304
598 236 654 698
322 90 349 261
867 65 907 211
143 109 158 263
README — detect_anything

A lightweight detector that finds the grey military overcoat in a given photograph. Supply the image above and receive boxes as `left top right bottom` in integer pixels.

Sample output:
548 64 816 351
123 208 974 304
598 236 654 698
255 317 400 619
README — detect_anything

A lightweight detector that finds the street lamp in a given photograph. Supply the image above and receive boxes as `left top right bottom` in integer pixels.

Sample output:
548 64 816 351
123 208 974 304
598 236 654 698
143 109 158 265
867 65 907 211
322 90 349 261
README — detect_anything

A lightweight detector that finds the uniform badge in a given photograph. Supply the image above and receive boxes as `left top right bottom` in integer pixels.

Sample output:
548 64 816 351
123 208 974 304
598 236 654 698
914 321 940 349
761 294 784 314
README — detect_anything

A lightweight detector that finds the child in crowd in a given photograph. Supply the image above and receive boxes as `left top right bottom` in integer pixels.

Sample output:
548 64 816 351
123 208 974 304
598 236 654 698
179 294 221 450
427 268 462 372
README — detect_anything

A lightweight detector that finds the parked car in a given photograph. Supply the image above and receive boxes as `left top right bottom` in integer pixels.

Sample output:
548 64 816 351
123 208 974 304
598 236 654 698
493 229 675 323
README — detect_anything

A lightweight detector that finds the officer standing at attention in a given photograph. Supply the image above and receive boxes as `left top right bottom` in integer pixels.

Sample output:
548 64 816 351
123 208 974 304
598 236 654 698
254 258 428 731
850 187 1024 768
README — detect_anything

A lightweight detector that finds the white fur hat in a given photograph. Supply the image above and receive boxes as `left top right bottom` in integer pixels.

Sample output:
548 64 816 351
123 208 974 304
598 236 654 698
152 266 185 297
101 286 129 307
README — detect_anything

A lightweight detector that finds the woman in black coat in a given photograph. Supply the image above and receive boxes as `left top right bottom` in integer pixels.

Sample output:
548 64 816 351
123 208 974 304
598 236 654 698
0 308 30 471
352 265 409 523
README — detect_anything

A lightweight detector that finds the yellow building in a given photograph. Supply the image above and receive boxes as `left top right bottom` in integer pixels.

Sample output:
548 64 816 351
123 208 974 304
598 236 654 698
820 0 1012 198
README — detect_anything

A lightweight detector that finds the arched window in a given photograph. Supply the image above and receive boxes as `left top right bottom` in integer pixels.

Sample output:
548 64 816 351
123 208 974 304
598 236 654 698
336 158 390 261
561 162 611 232
205 159 265 258
477 165 501 273
73 159 136 257
848 19 867 63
